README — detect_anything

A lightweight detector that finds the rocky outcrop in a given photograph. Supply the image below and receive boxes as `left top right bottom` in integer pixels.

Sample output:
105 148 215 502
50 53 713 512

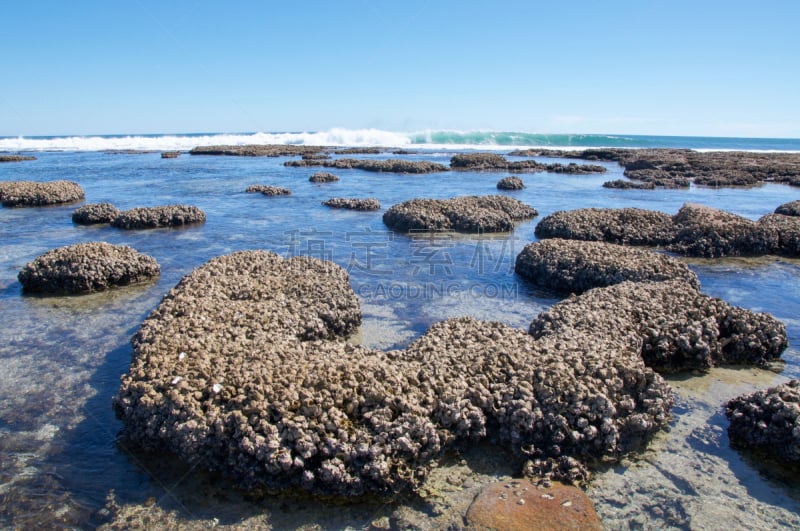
246 185 291 196
726 380 800 463
322 198 381 211
602 179 656 190
450 153 606 174
160 151 180 159
72 202 121 225
189 145 326 157
515 239 699 294
775 200 800 216
309 172 340 183
18 242 159 294
531 279 787 373
383 195 537 233
497 176 524 190
0 155 36 162
535 208 677 246
288 158 450 174
0 180 85 207
758 213 800 257
111 205 206 229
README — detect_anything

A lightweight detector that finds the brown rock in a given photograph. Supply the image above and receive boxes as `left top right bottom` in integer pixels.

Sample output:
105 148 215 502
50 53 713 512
466 480 602 530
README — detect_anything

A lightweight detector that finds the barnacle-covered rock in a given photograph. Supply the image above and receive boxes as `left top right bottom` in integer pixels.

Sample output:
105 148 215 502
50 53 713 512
18 242 159 294
515 239 699 294
72 202 121 225
726 380 800 463
775 200 800 217
245 185 292 196
497 176 524 190
758 213 800 257
322 198 381 211
669 203 778 257
383 195 537 233
111 205 206 229
602 179 656 190
534 208 677 246
531 280 787 373
309 172 340 183
0 180 84 207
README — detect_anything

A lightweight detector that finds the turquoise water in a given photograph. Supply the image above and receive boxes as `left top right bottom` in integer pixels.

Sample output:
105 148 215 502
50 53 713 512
1 146 799 528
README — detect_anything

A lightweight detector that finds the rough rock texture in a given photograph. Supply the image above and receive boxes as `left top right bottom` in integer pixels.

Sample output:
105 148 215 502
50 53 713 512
531 280 788 373
726 380 800 463
759 213 800 257
450 153 605 174
0 155 36 162
775 200 800 216
111 205 206 230
115 251 675 496
515 239 699 294
161 151 180 159
309 172 340 183
333 147 382 155
18 242 160 294
322 198 381 211
603 179 656 190
72 203 121 225
245 185 291 196
535 208 677 246
465 480 602 531
669 203 777 258
0 180 85 207
497 176 525 190
189 145 326 157
288 158 449 174
383 195 537 233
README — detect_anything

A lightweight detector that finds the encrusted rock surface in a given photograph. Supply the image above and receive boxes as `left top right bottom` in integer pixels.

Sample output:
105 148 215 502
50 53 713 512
497 176 525 190
383 195 537 233
535 208 677 246
245 185 291 196
465 479 602 530
450 153 605 174
309 172 340 183
18 242 159 294
111 205 206 230
515 239 699 294
0 155 36 162
531 280 787 373
726 380 800 463
160 151 180 159
775 200 800 216
72 202 121 225
189 145 326 157
322 198 381 211
603 179 656 190
288 158 449 174
759 213 800 257
0 180 85 207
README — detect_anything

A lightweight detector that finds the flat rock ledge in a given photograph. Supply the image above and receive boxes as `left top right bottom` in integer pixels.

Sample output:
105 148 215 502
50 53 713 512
450 153 606 174
535 203 800 257
189 144 326 157
246 185 291 196
497 176 525 190
726 380 800 464
602 179 656 190
309 172 340 183
0 180 85 207
288 158 450 174
18 242 160 295
383 195 537 233
111 205 206 230
72 202 121 225
0 155 36 162
322 198 381 211
515 239 700 294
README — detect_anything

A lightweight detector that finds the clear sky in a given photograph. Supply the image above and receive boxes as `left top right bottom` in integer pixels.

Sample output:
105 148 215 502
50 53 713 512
2 0 798 138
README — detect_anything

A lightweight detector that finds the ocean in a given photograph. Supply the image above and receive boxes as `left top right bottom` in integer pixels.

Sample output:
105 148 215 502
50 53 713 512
1 130 799 528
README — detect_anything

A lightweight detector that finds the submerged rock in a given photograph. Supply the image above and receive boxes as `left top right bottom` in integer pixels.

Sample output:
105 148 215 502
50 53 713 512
383 195 537 233
515 239 699 294
535 208 677 246
497 176 525 190
0 180 85 207
322 198 381 211
72 202 121 225
18 242 159 294
245 185 292 196
309 172 340 183
111 205 206 229
726 380 800 463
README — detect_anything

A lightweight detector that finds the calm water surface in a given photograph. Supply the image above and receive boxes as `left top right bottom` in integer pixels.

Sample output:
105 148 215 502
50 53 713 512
1 150 799 528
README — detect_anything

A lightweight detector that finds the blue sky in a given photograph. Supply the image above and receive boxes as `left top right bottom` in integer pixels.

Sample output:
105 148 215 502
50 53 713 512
2 0 798 137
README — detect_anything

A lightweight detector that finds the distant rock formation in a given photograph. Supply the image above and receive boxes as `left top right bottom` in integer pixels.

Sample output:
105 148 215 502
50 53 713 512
72 202 121 225
0 155 36 162
322 198 381 211
189 144 326 157
111 205 206 229
603 179 656 190
18 242 159 294
288 158 450 174
309 172 340 183
450 153 606 174
383 195 537 233
160 151 180 159
497 176 524 190
0 180 85 207
246 185 292 196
